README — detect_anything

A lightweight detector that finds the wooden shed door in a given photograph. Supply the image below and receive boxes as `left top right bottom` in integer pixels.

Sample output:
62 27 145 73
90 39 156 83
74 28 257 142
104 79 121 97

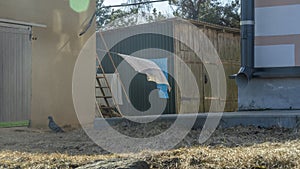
0 23 32 124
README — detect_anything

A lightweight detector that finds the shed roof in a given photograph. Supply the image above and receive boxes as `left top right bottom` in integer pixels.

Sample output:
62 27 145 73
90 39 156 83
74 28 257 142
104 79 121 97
188 19 240 34
98 17 240 34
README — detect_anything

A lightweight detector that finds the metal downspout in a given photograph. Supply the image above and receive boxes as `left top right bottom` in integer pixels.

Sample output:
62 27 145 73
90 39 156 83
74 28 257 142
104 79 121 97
235 0 255 88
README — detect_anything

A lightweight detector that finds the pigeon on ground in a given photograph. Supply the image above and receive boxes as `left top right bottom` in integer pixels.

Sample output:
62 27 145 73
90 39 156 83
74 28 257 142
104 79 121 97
48 116 64 133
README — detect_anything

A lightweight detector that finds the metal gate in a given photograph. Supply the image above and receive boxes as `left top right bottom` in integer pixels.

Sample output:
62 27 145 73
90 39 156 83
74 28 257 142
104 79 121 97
0 23 32 123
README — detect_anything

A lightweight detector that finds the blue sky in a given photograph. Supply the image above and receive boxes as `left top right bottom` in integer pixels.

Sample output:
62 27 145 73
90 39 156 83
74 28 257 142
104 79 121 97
104 0 233 16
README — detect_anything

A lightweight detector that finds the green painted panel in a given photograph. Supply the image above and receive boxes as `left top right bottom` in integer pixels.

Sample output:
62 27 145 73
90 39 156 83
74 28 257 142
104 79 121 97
97 20 176 115
0 120 29 128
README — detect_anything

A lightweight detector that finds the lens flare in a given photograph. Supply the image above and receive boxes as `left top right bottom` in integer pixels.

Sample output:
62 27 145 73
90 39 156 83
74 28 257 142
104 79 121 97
69 0 90 13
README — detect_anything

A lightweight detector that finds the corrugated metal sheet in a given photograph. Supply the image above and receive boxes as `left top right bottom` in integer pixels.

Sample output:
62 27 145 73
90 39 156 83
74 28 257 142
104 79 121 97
0 23 31 122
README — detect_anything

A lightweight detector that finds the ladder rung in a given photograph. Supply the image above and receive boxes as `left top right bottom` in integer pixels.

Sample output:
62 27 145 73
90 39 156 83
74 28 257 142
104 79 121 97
100 106 115 109
96 95 112 98
96 76 105 79
96 86 109 89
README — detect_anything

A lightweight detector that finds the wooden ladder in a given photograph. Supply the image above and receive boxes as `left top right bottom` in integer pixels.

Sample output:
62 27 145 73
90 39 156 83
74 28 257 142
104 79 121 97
95 57 122 118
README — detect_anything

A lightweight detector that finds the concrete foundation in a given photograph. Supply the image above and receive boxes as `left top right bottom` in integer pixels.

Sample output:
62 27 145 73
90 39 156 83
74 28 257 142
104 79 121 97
238 78 300 110
95 110 300 129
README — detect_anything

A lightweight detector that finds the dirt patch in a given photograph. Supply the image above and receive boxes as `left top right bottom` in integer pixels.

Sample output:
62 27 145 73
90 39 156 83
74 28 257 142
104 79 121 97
0 127 107 155
0 124 300 168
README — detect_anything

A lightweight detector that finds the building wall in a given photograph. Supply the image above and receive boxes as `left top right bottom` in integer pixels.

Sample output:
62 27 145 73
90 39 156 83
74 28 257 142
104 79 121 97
239 0 300 110
255 0 300 67
239 78 300 110
238 0 300 110
0 0 95 128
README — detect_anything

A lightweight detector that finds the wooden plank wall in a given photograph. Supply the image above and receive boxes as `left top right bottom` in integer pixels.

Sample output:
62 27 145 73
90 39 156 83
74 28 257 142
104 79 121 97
174 20 240 113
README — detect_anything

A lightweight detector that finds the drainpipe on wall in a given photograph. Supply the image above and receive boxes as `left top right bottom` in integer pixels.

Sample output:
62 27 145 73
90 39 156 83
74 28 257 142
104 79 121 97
235 0 255 88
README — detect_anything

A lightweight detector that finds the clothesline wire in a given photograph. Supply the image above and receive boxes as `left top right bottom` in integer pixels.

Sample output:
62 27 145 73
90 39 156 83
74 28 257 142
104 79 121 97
97 48 128 56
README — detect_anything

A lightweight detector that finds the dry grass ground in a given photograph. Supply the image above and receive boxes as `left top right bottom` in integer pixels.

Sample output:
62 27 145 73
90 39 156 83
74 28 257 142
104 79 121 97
0 124 300 168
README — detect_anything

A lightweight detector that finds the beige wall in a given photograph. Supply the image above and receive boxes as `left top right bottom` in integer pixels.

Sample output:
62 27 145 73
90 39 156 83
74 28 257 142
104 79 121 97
0 0 95 128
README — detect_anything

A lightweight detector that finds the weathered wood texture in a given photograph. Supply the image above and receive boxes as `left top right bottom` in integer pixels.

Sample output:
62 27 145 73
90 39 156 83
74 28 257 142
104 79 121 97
174 20 240 113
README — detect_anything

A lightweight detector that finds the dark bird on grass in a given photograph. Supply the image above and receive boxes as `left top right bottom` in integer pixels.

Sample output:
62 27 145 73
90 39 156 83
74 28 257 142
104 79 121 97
48 116 64 133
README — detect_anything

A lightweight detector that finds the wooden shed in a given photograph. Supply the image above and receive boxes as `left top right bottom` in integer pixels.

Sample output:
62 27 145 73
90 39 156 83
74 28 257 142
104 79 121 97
97 18 240 115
